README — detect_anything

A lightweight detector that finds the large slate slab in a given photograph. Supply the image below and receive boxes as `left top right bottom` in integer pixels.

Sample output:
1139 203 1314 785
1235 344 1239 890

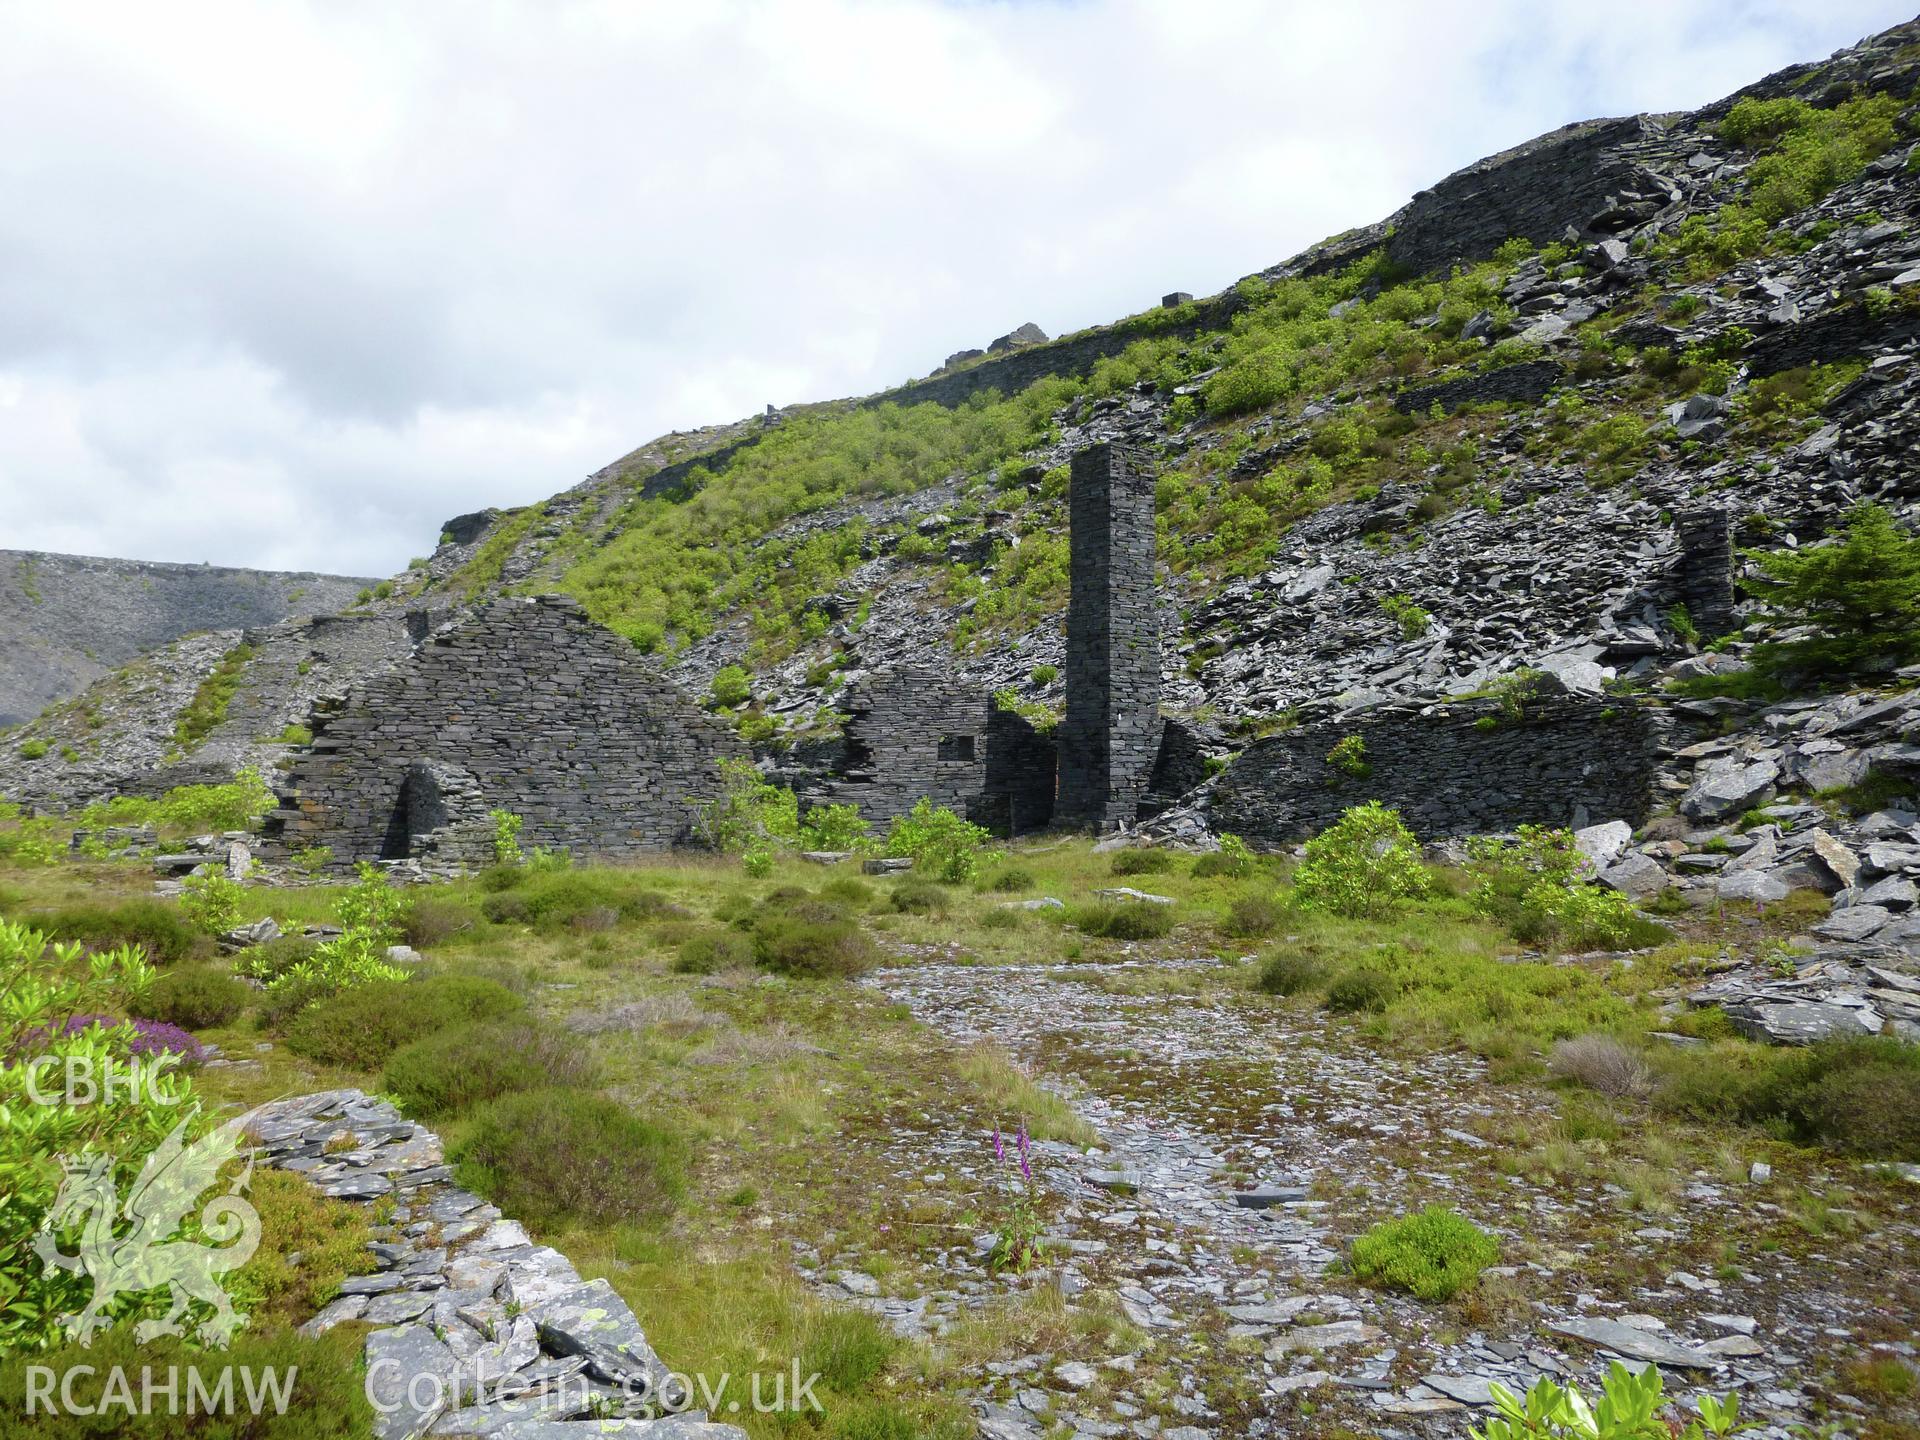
1547 1317 1717 1368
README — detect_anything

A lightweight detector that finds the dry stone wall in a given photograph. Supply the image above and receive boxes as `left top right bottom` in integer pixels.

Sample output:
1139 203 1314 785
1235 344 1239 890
1210 697 1661 843
266 596 742 869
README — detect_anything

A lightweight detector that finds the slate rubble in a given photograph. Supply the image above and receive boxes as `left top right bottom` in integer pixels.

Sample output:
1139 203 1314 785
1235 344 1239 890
856 955 1898 1438
240 1089 747 1440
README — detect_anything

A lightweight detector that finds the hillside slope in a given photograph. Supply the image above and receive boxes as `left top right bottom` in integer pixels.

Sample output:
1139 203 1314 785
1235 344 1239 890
2 15 1918 810
0 550 375 727
442 15 1920 740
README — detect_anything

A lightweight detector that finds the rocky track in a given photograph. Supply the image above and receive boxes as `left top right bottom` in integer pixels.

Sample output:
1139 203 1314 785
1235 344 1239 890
853 955 1916 1440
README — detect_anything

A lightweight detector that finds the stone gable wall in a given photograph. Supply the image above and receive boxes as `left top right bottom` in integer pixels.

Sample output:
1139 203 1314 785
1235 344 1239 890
1211 698 1660 843
266 596 741 869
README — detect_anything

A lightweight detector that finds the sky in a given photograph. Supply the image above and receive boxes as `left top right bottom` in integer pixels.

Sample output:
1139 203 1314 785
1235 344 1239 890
0 1 1911 578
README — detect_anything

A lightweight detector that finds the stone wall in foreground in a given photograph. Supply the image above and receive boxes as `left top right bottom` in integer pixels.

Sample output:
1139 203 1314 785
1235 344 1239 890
265 596 741 869
1210 697 1660 843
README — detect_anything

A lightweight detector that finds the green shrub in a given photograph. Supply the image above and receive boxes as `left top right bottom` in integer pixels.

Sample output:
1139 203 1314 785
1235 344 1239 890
150 768 274 832
284 974 521 1067
890 880 950 915
0 921 206 1355
817 875 875 907
1110 848 1173 876
477 863 524 892
290 844 332 875
674 929 753 975
798 802 870 853
1290 802 1429 918
750 908 879 978
710 664 753 708
1468 826 1661 950
404 896 480 947
264 862 409 1000
1379 593 1431 639
179 870 245 936
1256 952 1324 996
1800 1058 1920 1158
479 870 671 931
1326 967 1396 1013
1350 1205 1499 1300
227 1168 378 1330
1512 879 1654 951
1028 663 1059 685
1326 734 1372 779
1069 900 1176 940
1656 1035 1920 1159
1473 1362 1748 1440
252 969 332 1031
145 965 249 1029
1223 893 1282 938
479 891 531 924
1720 93 1903 223
32 899 205 965
1192 834 1257 879
233 934 317 982
0 1322 373 1439
454 1087 687 1227
885 798 996 883
984 867 1035 893
16 739 47 761
697 757 800 854
490 808 525 865
384 1019 595 1118
1747 501 1920 679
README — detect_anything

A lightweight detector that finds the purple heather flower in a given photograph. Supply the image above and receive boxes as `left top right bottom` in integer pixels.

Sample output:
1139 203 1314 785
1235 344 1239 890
1017 1119 1032 1180
993 1125 1005 1164
60 1014 206 1065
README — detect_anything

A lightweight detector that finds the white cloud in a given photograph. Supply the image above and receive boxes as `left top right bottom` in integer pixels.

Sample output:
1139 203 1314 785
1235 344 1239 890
0 0 1907 575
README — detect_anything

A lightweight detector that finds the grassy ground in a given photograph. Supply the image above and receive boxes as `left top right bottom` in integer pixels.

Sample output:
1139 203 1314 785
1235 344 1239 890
2 837 1916 1437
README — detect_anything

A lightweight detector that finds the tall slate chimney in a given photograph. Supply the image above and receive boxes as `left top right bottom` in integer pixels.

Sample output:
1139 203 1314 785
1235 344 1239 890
1057 442 1161 829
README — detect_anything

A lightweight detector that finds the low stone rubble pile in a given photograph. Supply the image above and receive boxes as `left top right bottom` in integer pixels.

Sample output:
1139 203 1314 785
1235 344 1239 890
241 1089 747 1440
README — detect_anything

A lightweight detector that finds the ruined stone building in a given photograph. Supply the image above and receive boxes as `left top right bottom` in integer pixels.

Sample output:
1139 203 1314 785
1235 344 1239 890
263 441 1679 870
792 441 1164 838
1210 697 1660 843
799 666 1056 836
266 596 741 869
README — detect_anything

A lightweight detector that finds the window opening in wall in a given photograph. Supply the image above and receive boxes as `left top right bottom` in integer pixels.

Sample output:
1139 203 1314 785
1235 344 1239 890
937 733 976 762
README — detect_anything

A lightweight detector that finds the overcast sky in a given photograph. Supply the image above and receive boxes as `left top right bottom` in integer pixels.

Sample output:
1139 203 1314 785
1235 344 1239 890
0 1 1910 578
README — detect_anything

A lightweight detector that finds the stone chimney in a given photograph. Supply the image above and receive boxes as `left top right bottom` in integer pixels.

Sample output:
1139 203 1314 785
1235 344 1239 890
1057 442 1161 830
